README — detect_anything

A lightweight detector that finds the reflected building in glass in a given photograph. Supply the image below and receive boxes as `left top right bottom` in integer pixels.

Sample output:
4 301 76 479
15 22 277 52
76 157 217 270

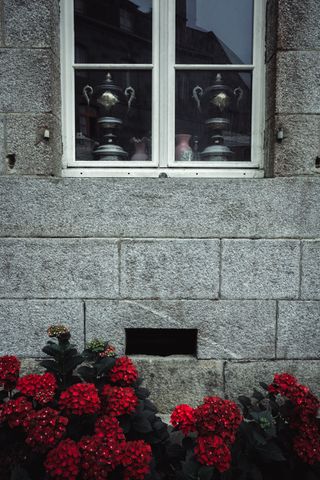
74 0 252 162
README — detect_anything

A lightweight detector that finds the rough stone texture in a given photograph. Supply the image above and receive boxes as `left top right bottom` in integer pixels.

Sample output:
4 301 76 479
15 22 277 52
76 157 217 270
221 240 300 299
225 360 320 400
133 357 224 412
20 358 45 376
264 116 275 177
266 54 277 122
0 115 5 174
0 239 119 298
278 0 320 51
3 0 52 48
0 49 54 113
5 114 62 175
265 0 278 63
120 240 220 299
0 299 84 356
0 177 320 238
277 301 320 359
301 241 320 299
85 300 276 359
276 51 320 114
273 114 320 176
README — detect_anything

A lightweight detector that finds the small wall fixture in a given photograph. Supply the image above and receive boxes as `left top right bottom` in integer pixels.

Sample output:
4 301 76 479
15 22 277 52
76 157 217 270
125 328 197 356
276 127 284 142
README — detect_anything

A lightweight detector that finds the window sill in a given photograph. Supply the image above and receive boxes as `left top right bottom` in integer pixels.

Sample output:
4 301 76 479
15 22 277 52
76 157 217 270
62 168 265 178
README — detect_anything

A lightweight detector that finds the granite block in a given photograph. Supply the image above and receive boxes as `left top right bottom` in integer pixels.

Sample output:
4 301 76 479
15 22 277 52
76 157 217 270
0 177 320 239
0 299 84 356
276 51 320 114
277 301 320 358
120 240 220 299
273 114 320 176
301 241 320 299
0 239 119 298
133 356 224 413
6 114 62 175
86 300 276 359
225 360 320 399
221 240 300 299
0 49 53 112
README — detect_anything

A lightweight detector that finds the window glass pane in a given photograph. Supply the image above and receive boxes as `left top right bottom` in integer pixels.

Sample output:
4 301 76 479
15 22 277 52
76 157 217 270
176 0 253 64
74 0 153 64
175 71 252 162
75 70 152 161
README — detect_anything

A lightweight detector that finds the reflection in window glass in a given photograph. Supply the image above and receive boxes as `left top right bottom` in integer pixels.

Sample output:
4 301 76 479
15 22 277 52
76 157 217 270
176 0 253 64
175 71 252 162
74 0 153 64
75 70 152 161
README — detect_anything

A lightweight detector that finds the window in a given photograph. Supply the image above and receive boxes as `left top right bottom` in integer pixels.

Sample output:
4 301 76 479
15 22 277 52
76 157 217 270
61 0 266 177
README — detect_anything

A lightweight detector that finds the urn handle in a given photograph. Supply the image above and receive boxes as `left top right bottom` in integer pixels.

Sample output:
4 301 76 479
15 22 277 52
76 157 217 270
192 86 204 112
234 86 244 109
125 86 136 111
83 85 93 105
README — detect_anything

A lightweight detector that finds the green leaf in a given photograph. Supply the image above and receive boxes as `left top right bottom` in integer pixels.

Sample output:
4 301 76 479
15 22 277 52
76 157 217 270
10 466 32 480
198 466 213 480
96 357 116 375
259 382 269 390
238 395 252 407
256 441 286 462
77 365 96 381
181 459 199 480
133 415 153 433
42 342 61 357
63 355 84 373
252 389 264 401
40 359 59 372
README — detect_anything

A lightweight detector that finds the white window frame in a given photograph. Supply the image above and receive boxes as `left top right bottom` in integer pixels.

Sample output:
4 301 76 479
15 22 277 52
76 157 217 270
61 0 266 178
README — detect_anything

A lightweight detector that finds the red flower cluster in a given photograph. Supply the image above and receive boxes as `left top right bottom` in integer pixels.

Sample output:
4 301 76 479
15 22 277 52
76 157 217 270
94 415 125 443
171 396 242 472
195 396 243 443
122 440 152 480
2 396 33 428
59 383 100 416
17 372 57 405
109 356 138 386
268 373 320 465
195 435 231 472
101 384 138 417
268 373 319 419
45 439 81 480
0 355 20 390
22 407 68 450
99 344 116 358
79 433 125 480
170 404 196 434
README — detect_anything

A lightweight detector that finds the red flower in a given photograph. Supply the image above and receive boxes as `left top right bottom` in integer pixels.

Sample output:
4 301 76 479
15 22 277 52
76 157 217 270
195 397 242 443
2 396 33 428
0 355 20 390
79 434 125 480
122 440 152 480
22 407 68 450
109 356 138 386
17 372 57 405
95 415 126 443
293 422 320 465
170 404 196 434
59 383 100 415
45 439 81 480
101 385 138 417
195 435 231 472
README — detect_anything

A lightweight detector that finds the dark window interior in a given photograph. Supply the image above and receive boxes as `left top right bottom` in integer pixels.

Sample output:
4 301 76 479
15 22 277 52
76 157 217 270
125 328 198 356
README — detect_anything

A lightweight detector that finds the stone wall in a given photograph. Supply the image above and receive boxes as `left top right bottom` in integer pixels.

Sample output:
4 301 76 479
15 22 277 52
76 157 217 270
0 0 319 412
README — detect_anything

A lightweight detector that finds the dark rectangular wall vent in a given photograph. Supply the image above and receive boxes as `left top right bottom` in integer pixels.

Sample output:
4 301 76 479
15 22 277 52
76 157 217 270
125 328 197 356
